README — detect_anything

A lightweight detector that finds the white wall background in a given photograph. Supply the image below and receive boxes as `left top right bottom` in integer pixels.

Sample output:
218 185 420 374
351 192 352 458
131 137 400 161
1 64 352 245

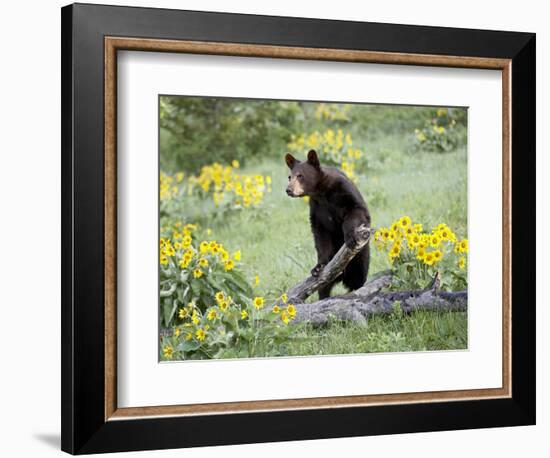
0 1 545 456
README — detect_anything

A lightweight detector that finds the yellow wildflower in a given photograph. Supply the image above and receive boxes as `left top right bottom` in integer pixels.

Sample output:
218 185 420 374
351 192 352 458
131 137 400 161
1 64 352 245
280 311 290 325
181 235 193 248
424 252 435 266
287 304 296 318
179 255 191 269
439 227 452 241
389 241 401 258
199 241 209 254
162 345 173 359
196 328 206 341
193 269 204 278
253 297 265 310
399 216 412 228
430 234 441 248
219 300 229 312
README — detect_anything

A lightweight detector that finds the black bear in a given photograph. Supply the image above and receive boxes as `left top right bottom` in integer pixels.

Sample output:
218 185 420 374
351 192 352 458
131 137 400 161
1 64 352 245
285 150 371 299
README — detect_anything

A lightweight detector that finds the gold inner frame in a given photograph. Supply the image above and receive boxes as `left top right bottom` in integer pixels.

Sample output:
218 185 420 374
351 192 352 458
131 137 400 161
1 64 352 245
104 37 512 421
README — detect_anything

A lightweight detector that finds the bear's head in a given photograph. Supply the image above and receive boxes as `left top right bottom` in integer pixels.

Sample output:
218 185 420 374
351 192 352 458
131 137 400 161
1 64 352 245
285 150 322 198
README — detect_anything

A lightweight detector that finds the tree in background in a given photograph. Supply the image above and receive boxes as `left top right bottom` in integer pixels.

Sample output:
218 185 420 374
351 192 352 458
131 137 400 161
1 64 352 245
160 96 304 172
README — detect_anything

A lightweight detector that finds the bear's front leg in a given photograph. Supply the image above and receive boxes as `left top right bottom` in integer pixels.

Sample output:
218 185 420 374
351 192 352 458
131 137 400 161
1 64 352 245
310 225 334 278
343 209 371 248
310 263 326 277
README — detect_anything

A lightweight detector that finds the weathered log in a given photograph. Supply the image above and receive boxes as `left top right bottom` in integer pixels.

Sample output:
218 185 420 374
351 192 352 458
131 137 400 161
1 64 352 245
293 272 467 326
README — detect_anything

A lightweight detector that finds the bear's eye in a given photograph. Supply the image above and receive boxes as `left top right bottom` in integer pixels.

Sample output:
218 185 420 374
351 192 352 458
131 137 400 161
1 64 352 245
288 175 291 180
297 174 304 179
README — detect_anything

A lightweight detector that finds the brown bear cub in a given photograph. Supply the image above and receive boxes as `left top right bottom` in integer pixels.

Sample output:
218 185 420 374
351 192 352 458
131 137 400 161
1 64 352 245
285 150 371 299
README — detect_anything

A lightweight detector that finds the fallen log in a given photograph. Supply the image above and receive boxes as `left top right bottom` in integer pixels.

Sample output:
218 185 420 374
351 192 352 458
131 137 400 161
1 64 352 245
282 225 467 326
293 272 467 325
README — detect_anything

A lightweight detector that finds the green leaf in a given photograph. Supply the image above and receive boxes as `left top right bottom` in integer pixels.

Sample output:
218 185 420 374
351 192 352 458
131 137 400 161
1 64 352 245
190 279 202 296
224 270 253 296
206 275 225 293
162 297 178 327
177 340 201 352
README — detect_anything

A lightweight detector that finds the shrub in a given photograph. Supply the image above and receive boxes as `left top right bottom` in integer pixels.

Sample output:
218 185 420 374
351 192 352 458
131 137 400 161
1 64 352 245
159 223 252 328
314 103 351 122
160 292 300 360
412 108 467 153
374 216 468 291
160 161 272 221
159 223 303 360
187 161 272 209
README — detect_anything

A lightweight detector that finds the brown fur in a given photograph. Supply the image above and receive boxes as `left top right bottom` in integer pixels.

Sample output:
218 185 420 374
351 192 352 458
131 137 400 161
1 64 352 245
285 150 371 299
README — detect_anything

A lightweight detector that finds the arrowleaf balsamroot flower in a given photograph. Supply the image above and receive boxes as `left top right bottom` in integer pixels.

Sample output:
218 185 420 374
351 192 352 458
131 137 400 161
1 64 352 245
162 345 174 359
286 304 296 318
193 268 204 278
253 297 265 310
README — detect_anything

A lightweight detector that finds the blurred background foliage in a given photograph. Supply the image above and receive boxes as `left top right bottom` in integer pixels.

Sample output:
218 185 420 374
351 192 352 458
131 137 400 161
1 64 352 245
160 97 304 172
159 96 467 173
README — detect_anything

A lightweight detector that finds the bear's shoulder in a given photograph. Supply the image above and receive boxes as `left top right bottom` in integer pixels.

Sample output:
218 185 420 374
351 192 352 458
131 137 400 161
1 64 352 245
319 167 366 207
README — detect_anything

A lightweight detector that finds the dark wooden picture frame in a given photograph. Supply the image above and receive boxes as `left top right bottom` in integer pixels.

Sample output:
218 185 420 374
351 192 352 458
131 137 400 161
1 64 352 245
61 3 536 454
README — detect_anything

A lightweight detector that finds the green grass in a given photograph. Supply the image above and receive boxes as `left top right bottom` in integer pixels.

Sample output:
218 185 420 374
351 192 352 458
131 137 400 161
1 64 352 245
286 310 467 356
170 129 467 356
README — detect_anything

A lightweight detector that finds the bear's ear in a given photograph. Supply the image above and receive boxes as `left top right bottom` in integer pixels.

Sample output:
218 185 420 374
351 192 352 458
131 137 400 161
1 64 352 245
307 150 320 169
285 153 298 169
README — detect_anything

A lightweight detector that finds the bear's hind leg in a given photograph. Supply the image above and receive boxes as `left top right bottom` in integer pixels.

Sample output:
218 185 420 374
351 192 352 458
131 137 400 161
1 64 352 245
318 281 335 299
342 245 370 291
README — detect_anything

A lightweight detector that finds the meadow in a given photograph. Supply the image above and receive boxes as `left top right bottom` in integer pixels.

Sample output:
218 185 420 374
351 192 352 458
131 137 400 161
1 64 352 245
159 99 468 360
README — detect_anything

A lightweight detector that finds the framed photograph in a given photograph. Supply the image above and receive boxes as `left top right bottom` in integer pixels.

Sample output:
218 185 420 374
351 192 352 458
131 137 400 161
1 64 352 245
61 3 536 454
